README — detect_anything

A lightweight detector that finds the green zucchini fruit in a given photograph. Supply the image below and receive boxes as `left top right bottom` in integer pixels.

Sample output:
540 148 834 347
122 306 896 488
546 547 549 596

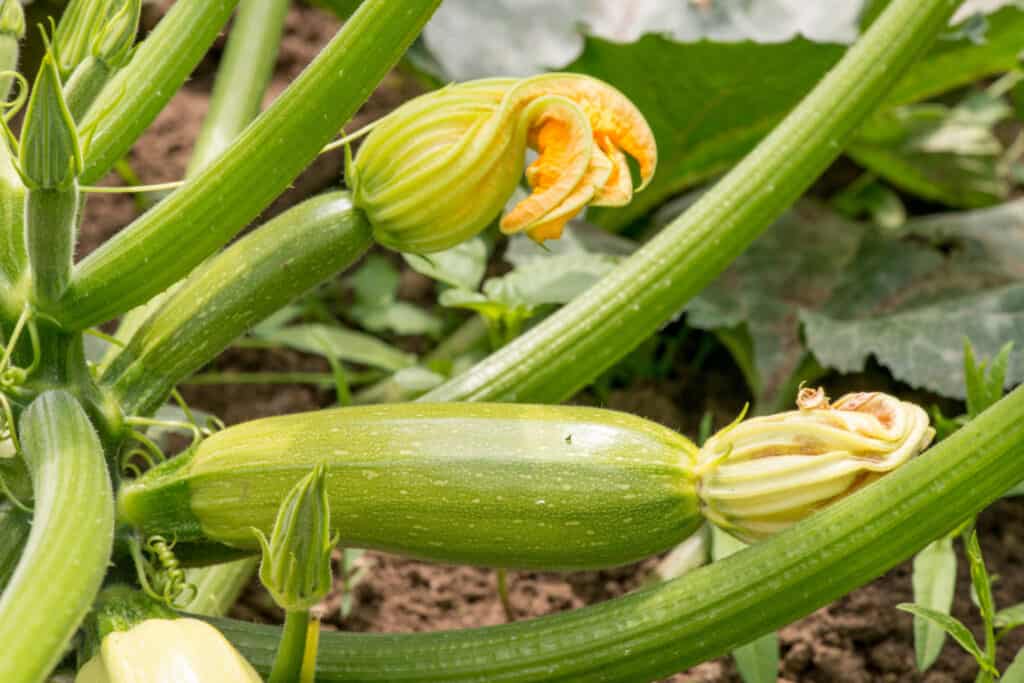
118 403 701 570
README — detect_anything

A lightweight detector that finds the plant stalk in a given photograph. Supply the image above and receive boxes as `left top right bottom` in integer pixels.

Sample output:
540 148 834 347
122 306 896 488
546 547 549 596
25 186 78 306
268 609 310 683
58 0 441 330
422 0 962 405
0 391 114 683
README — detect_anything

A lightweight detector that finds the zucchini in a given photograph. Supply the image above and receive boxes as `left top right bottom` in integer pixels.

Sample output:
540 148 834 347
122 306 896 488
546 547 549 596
118 403 701 570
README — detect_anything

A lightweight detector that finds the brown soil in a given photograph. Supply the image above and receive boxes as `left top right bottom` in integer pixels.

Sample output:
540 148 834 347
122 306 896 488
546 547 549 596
79 5 1024 682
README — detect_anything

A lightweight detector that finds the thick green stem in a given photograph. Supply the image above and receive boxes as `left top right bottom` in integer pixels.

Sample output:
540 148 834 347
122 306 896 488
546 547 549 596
25 186 78 306
423 0 961 405
101 192 373 417
78 0 239 184
216 384 1024 682
269 609 310 683
0 391 114 683
57 0 441 330
188 0 291 174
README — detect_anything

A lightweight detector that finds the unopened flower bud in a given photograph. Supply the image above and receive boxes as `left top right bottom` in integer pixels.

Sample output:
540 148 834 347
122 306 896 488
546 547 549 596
75 617 261 683
696 389 934 542
0 0 24 39
20 53 81 190
350 73 657 253
91 0 139 69
254 463 335 612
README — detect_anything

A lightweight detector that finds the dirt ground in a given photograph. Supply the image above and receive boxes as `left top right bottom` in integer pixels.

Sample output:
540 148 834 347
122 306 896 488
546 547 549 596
76 4 1024 682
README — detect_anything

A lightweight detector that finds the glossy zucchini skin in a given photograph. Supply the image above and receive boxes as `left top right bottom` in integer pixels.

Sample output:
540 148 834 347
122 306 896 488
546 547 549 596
118 404 700 570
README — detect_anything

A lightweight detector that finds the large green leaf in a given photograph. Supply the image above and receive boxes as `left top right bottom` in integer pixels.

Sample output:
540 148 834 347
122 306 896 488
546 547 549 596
685 199 1024 402
686 202 862 404
847 93 1014 208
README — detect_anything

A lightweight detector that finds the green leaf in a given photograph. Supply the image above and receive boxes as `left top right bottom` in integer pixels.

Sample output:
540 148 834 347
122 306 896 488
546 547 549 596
350 300 442 337
995 602 1024 631
832 175 907 229
799 200 1024 399
965 532 996 634
483 252 620 308
847 93 1013 208
254 323 414 372
965 339 1014 418
404 237 487 291
349 254 399 308
897 604 987 666
1003 648 1024 683
685 202 863 406
912 537 957 671
712 526 779 683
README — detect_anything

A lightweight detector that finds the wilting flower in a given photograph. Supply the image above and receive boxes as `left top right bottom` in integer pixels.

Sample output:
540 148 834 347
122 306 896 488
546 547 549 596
350 73 657 252
695 388 934 542
75 618 262 683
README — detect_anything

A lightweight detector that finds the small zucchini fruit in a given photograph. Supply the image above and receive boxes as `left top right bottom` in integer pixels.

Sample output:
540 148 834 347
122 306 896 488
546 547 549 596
118 403 701 570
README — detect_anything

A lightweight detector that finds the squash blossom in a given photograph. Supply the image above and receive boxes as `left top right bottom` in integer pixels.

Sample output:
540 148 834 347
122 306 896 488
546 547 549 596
696 388 935 542
75 618 263 683
350 73 657 252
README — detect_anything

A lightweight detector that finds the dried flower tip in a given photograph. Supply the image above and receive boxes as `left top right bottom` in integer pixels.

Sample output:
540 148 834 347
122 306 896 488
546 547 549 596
796 385 829 411
696 390 934 543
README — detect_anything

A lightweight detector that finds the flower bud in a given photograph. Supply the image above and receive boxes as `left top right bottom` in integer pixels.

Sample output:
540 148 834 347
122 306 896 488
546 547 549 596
20 53 81 190
54 0 119 77
75 617 262 683
350 73 656 253
254 463 335 612
91 0 140 69
696 389 935 542
0 0 24 39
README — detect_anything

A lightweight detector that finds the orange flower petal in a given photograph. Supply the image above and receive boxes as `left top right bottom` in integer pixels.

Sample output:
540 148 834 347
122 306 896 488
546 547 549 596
500 96 592 233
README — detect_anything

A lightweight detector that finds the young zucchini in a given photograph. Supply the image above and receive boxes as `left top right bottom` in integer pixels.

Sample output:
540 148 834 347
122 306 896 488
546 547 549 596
118 404 701 570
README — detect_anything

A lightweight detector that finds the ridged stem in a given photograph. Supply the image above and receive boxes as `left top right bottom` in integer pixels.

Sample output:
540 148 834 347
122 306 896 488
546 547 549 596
64 56 113 122
422 0 961 405
56 0 441 330
0 391 114 683
216 384 1024 682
